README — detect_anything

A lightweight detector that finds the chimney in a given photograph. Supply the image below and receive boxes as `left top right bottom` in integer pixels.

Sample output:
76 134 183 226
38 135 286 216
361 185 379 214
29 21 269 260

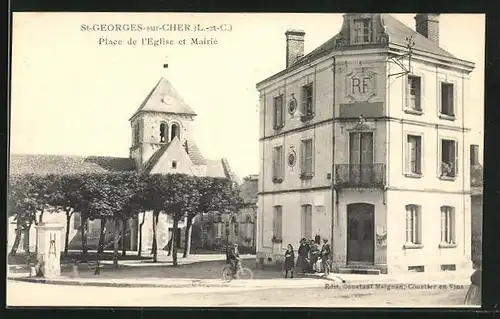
285 29 305 68
415 14 440 44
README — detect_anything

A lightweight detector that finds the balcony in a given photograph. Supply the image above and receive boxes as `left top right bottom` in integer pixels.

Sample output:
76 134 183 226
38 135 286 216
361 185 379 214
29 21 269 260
334 163 386 188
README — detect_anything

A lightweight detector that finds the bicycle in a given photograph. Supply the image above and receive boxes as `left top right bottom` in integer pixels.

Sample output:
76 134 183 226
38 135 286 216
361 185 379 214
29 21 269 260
222 261 254 282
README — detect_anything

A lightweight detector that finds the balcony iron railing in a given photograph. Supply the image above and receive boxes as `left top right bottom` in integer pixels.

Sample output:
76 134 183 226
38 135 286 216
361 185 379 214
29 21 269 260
334 163 386 188
471 164 483 188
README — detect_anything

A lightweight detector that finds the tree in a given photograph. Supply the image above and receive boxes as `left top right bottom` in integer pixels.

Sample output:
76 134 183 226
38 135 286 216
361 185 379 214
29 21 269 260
182 177 243 257
8 174 60 256
163 174 201 266
143 174 171 263
83 172 140 268
49 174 83 257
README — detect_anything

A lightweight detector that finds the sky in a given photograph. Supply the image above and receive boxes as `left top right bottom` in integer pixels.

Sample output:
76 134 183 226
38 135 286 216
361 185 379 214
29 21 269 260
10 13 485 179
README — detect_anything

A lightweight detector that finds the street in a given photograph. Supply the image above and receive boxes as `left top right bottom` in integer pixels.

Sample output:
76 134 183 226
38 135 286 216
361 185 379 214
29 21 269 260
7 279 471 307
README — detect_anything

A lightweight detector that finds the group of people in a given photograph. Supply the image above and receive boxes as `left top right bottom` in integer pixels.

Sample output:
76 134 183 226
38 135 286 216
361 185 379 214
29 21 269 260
284 238 331 278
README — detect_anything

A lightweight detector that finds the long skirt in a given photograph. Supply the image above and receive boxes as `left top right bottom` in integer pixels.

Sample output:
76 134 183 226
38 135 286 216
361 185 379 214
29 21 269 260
464 284 481 306
296 256 309 270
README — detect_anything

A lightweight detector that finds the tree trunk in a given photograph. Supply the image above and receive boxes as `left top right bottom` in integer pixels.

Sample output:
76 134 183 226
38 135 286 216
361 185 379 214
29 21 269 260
33 210 44 256
97 217 107 254
138 212 145 257
183 217 194 258
81 215 88 261
151 211 159 263
113 219 120 269
9 218 25 256
172 218 179 266
23 221 32 254
121 219 127 257
64 210 73 257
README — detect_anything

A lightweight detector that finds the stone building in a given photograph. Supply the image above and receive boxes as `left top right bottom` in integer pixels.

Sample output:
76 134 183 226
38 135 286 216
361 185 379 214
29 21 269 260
256 14 483 274
8 77 240 254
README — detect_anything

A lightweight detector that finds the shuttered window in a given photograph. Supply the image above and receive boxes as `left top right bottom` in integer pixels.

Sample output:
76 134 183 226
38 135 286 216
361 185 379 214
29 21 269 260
301 205 313 240
301 139 313 174
440 206 455 244
273 206 283 239
405 205 421 244
406 135 422 174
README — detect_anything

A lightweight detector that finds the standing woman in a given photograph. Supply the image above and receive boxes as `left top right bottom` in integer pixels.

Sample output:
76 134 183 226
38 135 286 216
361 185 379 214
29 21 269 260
297 238 310 273
284 244 295 278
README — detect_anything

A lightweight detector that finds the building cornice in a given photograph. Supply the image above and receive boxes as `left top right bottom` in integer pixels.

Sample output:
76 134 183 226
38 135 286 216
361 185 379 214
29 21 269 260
128 110 197 122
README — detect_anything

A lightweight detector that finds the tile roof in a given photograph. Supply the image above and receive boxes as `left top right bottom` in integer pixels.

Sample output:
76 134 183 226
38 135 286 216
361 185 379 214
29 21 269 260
258 14 464 86
239 175 258 204
129 77 197 120
9 154 135 176
185 141 206 165
380 14 455 58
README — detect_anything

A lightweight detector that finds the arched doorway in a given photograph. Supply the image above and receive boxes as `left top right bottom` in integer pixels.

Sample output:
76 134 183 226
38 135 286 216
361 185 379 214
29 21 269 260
347 203 375 264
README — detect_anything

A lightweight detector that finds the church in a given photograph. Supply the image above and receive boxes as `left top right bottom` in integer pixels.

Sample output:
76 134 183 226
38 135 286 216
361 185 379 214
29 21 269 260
8 77 256 254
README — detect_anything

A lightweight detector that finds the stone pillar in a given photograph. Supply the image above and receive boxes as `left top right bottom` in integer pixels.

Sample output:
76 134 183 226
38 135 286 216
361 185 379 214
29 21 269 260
35 222 64 278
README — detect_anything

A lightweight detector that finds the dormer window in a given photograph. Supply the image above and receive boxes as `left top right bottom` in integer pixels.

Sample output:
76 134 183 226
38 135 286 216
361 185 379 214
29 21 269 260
352 18 372 44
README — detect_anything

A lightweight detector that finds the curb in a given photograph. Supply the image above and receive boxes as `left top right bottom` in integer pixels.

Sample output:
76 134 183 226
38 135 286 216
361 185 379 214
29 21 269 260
8 276 232 289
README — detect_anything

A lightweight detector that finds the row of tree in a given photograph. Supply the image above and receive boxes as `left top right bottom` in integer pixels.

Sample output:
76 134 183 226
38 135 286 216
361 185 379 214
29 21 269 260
8 172 243 267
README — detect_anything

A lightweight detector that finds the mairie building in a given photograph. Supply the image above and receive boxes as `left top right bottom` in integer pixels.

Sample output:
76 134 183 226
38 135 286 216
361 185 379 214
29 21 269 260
256 14 483 274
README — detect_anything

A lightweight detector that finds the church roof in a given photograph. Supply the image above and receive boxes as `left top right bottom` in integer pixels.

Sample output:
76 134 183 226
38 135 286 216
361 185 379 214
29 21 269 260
258 14 469 86
9 154 136 176
129 77 197 120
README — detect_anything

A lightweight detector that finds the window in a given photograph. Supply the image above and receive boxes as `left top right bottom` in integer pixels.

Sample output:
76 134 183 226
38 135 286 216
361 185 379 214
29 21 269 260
273 206 283 239
159 123 167 143
300 83 314 120
301 204 313 240
407 76 422 112
273 95 284 129
170 123 180 141
470 144 479 166
405 135 422 175
73 212 82 230
272 146 284 182
440 139 458 178
405 205 421 245
440 83 454 117
300 139 314 177
353 19 371 44
171 160 177 169
440 206 455 245
133 123 140 146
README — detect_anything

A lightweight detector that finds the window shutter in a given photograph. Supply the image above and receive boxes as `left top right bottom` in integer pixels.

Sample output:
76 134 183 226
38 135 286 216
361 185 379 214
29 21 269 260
349 133 361 164
416 137 422 174
280 147 284 177
301 207 305 239
454 141 458 176
273 208 277 236
301 87 307 114
405 136 410 173
281 96 285 125
405 207 411 243
277 207 283 239
440 207 446 243
360 133 373 164
307 206 312 239
406 77 411 109
300 141 306 173
447 85 454 115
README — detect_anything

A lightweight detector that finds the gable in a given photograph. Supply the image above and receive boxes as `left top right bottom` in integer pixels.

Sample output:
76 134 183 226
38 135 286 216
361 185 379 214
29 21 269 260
129 77 197 121
148 137 195 175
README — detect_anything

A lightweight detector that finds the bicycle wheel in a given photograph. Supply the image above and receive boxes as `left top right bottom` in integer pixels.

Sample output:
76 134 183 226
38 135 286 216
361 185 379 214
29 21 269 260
222 266 233 282
238 267 254 280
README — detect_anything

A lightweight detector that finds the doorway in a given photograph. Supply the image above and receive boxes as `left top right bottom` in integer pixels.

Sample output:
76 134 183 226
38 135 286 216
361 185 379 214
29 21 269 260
347 203 375 264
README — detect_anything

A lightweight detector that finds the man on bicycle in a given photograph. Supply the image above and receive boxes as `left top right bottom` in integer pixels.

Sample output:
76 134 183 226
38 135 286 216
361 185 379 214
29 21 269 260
228 243 241 277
